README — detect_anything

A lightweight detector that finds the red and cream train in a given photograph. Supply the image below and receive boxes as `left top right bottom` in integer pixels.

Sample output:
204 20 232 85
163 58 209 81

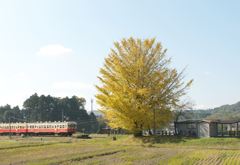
0 121 77 136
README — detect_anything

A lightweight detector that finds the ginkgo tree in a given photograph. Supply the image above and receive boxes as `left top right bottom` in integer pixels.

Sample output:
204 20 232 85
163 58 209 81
96 38 193 135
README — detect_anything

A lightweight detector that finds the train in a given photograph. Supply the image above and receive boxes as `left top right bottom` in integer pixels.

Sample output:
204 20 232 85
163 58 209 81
0 121 77 136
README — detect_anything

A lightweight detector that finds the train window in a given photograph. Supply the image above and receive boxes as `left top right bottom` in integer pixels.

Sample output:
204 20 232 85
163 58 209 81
70 124 76 128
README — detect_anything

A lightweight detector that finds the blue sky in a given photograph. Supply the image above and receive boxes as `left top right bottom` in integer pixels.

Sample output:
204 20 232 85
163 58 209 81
0 0 240 110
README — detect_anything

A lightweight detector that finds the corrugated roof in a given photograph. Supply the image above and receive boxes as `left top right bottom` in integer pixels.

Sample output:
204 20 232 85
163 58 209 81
175 119 240 124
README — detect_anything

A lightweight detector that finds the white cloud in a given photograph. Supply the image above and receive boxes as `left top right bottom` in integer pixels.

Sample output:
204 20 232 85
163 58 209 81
194 104 217 110
37 44 73 57
194 104 208 109
52 81 93 91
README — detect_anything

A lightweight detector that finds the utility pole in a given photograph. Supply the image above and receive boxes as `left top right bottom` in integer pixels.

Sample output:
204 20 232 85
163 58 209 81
91 99 93 113
9 117 11 139
61 109 64 122
153 108 156 135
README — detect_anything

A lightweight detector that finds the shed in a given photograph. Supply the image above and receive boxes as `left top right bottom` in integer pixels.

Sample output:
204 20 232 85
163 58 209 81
174 120 210 137
174 119 240 138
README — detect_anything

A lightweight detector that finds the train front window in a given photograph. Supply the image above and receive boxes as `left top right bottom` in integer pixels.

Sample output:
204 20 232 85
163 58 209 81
69 124 76 128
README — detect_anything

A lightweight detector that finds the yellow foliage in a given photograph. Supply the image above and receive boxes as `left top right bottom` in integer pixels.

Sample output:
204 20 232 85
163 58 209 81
96 38 192 133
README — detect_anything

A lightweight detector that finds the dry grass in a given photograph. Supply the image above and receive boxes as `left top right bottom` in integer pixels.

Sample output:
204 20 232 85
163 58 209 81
0 135 239 165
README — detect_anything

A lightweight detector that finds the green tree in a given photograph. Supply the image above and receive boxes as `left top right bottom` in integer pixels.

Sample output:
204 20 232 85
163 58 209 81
89 112 99 133
96 38 193 135
22 94 94 132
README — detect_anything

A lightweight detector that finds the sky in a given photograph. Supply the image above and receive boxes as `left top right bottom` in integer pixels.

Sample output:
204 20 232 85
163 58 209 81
0 0 240 111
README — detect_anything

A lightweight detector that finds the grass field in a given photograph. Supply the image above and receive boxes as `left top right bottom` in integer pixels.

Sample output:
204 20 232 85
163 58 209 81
0 135 239 165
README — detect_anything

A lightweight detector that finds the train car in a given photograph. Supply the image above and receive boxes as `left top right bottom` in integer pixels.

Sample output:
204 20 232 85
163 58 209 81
0 121 77 136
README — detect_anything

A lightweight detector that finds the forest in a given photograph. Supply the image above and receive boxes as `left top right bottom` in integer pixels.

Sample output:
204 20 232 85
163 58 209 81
0 93 100 133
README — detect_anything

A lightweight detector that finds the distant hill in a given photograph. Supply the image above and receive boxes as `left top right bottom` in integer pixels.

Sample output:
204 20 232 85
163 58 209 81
180 101 240 121
91 102 240 121
206 101 240 120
